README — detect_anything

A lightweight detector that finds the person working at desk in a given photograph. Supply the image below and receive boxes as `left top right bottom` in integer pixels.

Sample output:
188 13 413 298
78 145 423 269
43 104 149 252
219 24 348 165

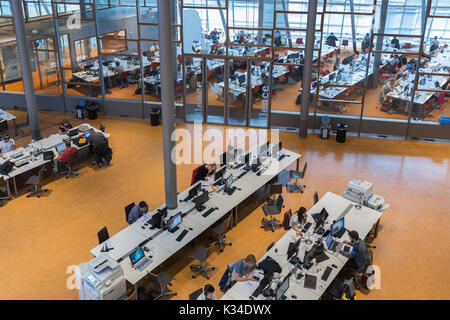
391 36 400 50
430 36 439 52
231 254 258 285
127 201 149 224
59 119 72 134
337 230 368 270
87 129 109 167
150 42 159 54
274 30 281 46
325 33 339 47
379 79 395 105
102 62 112 94
196 284 216 300
342 51 359 65
193 163 216 184
53 140 78 173
290 207 308 236
0 134 15 156
395 73 408 87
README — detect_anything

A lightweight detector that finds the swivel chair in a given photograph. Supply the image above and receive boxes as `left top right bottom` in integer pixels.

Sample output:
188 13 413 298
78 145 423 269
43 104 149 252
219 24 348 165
209 214 233 252
125 202 135 224
147 271 177 300
59 152 79 179
266 183 283 205
25 167 48 198
190 246 216 279
261 195 284 232
286 162 307 193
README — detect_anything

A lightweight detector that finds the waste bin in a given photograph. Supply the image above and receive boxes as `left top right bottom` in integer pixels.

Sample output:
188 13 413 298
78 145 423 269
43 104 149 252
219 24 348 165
75 105 86 119
336 122 348 143
150 107 160 126
319 116 331 139
86 103 98 120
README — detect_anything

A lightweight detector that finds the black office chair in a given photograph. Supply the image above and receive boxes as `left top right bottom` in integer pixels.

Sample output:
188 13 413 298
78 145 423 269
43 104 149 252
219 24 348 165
97 226 110 244
190 246 216 279
25 167 48 198
261 195 284 232
0 120 8 135
125 202 135 224
209 214 233 252
266 183 283 206
59 152 79 179
313 191 319 204
188 288 203 300
286 162 307 193
147 271 177 300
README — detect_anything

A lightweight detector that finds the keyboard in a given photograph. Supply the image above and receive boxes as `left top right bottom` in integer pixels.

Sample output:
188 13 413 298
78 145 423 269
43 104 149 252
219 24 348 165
321 266 333 281
11 152 24 160
237 171 248 179
136 258 150 270
235 163 244 169
315 252 329 263
176 229 189 242
15 159 29 168
334 228 347 239
202 207 217 218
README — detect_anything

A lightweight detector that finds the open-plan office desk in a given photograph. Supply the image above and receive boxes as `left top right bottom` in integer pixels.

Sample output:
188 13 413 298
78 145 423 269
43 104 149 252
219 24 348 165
221 191 382 300
90 145 301 288
0 124 109 199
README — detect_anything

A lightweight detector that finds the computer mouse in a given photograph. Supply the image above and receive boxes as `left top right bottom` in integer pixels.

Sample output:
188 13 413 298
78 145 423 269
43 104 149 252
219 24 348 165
141 226 145 229
274 248 278 253
143 247 149 252
332 264 337 268
188 227 193 231
291 295 297 299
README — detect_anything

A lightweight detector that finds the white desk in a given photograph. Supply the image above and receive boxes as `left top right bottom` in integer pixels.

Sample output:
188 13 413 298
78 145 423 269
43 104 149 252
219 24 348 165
222 192 382 300
89 146 301 288
0 109 17 137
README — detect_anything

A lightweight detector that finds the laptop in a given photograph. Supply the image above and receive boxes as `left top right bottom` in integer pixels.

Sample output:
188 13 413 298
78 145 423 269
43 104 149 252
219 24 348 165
325 232 341 252
129 247 151 271
55 143 65 153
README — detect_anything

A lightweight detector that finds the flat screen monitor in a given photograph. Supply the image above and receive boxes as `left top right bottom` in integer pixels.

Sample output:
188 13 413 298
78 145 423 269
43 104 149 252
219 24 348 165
320 208 329 222
215 166 226 181
238 74 246 85
326 232 333 250
259 141 269 156
195 191 209 208
276 276 289 300
189 183 201 199
287 239 300 260
129 247 145 265
303 245 317 266
167 212 182 231
225 174 233 189
244 153 250 165
271 141 282 155
331 217 345 236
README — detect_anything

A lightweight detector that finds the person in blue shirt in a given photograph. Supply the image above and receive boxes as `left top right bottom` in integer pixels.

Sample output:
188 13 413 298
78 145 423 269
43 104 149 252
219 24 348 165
127 201 148 224
231 254 258 283
338 230 368 270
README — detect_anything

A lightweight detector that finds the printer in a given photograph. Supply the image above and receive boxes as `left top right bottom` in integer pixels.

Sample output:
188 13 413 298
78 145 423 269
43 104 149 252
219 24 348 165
343 179 389 211
343 179 373 205
78 253 126 300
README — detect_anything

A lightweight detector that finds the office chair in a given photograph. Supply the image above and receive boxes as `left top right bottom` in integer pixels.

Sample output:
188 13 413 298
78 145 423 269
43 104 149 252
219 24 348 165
325 279 356 300
261 195 284 232
188 288 203 300
59 152 79 179
125 202 135 224
25 167 48 198
119 71 128 88
209 214 233 252
313 191 319 204
97 226 110 244
0 120 8 135
147 271 177 300
343 248 375 291
341 39 349 52
286 162 307 193
266 183 283 206
190 246 215 279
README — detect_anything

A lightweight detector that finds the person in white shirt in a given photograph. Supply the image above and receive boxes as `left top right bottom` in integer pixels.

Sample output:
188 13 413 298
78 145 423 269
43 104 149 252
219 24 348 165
196 284 216 300
0 135 15 156
290 207 308 236
150 42 159 54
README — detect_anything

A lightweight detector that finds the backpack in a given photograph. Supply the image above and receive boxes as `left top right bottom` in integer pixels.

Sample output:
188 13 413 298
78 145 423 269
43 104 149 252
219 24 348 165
0 160 14 175
281 209 293 230
257 256 282 275
219 262 235 293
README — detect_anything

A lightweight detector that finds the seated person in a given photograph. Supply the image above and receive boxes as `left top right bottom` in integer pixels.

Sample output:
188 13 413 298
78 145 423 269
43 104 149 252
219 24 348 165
430 36 439 52
0 134 15 156
231 254 258 285
337 230 368 270
53 140 78 173
150 42 160 54
395 73 408 87
274 30 281 46
290 207 308 236
379 79 395 105
59 119 72 134
342 51 359 65
127 201 149 224
325 33 339 47
391 36 400 50
193 163 216 184
361 33 370 53
196 284 216 300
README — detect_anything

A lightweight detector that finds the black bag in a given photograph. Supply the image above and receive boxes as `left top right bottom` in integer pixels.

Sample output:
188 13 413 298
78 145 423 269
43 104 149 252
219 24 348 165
0 160 14 175
43 151 54 161
257 256 282 275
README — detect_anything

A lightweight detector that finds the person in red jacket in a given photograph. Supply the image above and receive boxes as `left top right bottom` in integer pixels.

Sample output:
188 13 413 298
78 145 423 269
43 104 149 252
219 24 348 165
53 140 78 173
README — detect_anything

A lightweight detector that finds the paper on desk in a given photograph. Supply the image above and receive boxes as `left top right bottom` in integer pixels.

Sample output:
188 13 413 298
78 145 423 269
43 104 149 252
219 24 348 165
232 271 262 297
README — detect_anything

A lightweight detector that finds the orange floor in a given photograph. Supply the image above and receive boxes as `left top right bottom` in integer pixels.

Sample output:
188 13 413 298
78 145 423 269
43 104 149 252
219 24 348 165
0 110 449 300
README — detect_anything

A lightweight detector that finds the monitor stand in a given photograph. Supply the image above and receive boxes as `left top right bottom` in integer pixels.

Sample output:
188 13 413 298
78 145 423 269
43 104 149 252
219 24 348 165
196 205 206 212
100 242 113 253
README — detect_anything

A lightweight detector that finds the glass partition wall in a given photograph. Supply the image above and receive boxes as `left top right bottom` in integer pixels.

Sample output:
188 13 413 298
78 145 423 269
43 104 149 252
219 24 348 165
0 0 448 139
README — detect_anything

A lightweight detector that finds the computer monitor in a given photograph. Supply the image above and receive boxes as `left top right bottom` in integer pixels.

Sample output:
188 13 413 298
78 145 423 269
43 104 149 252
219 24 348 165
271 141 282 155
331 217 345 237
329 73 336 81
55 143 65 153
303 245 317 267
244 153 250 165
325 232 333 250
251 157 261 172
225 174 233 190
220 151 233 166
68 128 79 137
215 166 226 181
189 182 201 199
195 191 209 211
259 141 270 156
83 131 91 138
167 212 182 232
287 239 301 260
129 247 145 265
275 276 289 300
150 207 167 229
238 74 246 85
